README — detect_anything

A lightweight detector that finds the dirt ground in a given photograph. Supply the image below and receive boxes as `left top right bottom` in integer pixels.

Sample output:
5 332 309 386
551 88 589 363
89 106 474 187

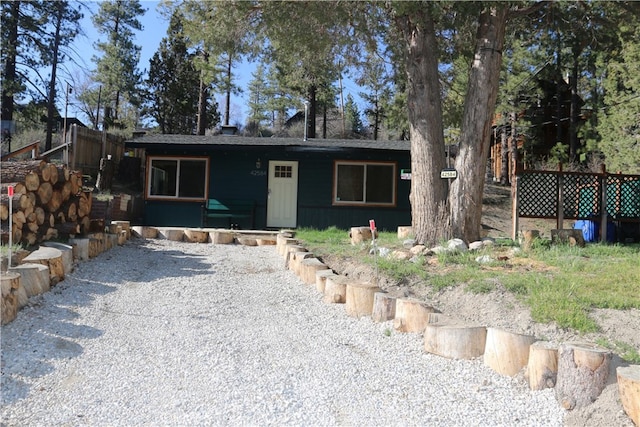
320 183 638 427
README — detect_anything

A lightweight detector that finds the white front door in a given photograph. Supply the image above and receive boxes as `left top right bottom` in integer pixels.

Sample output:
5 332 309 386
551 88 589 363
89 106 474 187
267 160 298 228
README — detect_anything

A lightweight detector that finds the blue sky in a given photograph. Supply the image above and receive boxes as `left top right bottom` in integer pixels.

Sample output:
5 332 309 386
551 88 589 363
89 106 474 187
67 1 364 128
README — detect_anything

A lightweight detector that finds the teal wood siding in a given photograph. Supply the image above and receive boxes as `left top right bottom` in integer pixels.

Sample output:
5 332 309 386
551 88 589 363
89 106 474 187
140 144 411 230
295 151 412 231
144 200 203 227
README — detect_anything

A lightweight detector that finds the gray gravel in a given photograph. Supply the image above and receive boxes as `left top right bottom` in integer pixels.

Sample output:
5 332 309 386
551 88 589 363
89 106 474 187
1 239 566 426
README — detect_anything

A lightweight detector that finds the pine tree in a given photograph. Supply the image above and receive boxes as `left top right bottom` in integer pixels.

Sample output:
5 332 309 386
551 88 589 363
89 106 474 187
144 10 212 134
344 94 364 137
246 64 271 135
91 0 145 129
598 21 640 173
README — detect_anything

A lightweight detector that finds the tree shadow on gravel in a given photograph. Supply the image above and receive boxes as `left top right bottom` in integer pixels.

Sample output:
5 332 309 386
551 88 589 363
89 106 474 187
1 279 113 406
1 239 219 407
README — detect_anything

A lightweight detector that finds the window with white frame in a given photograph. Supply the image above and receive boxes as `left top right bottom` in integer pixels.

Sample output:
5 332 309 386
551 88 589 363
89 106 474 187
333 161 396 206
147 156 208 200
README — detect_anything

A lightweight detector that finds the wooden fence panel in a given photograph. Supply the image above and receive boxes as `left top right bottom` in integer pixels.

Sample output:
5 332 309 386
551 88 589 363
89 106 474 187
71 126 125 177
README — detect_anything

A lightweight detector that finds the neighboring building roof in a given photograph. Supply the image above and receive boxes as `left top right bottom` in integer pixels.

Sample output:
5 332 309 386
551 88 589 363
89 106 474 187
125 134 411 152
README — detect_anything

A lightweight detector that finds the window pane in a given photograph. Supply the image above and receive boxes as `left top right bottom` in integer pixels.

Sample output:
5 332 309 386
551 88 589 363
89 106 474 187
366 165 394 203
150 160 177 196
336 164 364 202
178 160 207 198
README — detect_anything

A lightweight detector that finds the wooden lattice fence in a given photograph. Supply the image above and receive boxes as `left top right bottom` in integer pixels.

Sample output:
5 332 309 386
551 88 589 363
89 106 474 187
513 166 640 242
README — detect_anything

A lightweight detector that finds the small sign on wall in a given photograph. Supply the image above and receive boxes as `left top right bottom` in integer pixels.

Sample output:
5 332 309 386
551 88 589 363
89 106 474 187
400 169 411 180
440 168 458 179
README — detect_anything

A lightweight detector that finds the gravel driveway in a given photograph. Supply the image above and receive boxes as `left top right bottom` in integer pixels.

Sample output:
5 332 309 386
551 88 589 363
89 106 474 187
1 239 565 426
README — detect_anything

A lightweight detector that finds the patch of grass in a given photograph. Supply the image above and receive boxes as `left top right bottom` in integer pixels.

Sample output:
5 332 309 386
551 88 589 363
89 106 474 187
466 279 496 294
295 227 640 334
595 338 640 364
365 255 428 282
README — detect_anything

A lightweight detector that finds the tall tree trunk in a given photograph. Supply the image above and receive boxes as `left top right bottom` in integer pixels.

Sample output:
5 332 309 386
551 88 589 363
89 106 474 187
224 53 232 126
500 124 509 185
307 86 317 139
196 76 208 135
395 8 450 246
45 4 64 152
569 44 580 163
450 5 508 242
1 0 20 138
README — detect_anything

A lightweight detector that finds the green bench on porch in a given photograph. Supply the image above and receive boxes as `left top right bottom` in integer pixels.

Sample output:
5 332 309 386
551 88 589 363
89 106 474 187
201 199 256 229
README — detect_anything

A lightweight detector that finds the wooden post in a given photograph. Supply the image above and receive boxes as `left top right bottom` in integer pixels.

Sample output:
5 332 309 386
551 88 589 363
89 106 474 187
527 341 559 390
511 173 519 241
344 282 381 318
484 328 536 377
9 263 50 297
557 163 564 230
617 365 640 426
300 258 329 285
371 292 396 322
600 164 608 243
393 298 437 333
424 323 487 360
315 270 336 293
555 342 612 410
323 275 348 304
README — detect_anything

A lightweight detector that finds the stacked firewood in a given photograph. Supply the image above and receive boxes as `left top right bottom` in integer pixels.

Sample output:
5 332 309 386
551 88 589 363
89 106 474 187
1 160 91 246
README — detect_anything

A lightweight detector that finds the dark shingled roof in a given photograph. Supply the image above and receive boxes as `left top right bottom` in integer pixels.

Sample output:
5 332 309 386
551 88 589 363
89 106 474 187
125 134 410 152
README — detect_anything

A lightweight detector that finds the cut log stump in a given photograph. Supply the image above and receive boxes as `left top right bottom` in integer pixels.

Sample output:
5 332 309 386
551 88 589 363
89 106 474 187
118 230 127 245
184 228 209 243
555 342 612 410
42 242 74 276
345 282 381 318
284 245 307 269
9 263 50 297
551 229 585 247
315 270 336 293
393 298 438 333
350 226 376 245
111 220 131 239
424 323 487 360
237 236 258 246
483 328 536 377
289 250 314 276
527 341 559 390
105 233 118 250
397 226 414 239
68 237 90 261
277 236 298 257
617 365 640 426
157 228 184 241
323 275 348 304
132 226 159 239
21 246 64 284
210 230 234 244
1 271 25 325
300 258 329 285
256 237 276 246
372 292 396 323
87 233 106 258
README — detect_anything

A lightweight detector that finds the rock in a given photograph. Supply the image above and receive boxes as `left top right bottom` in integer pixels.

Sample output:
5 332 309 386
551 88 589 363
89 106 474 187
402 238 417 249
431 245 447 254
447 238 468 252
409 245 427 255
482 237 496 246
475 255 494 264
469 241 484 251
391 250 411 260
377 247 391 257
